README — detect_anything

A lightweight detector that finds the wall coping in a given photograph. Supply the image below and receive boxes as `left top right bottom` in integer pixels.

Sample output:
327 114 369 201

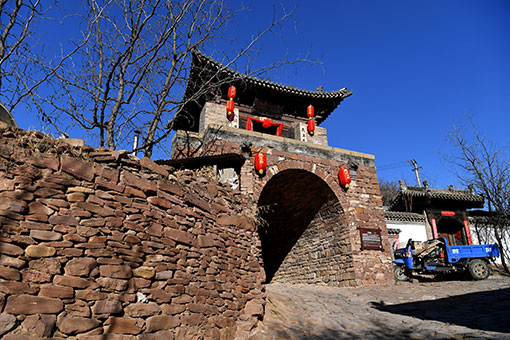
172 125 375 167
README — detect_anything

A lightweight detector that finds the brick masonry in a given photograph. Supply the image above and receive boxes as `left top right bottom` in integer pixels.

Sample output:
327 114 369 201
0 124 265 339
172 123 395 288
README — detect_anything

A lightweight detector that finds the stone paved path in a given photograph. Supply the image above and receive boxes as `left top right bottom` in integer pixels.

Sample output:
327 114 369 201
248 277 510 339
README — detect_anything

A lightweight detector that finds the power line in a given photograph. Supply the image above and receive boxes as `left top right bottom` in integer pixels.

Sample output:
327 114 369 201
377 161 409 171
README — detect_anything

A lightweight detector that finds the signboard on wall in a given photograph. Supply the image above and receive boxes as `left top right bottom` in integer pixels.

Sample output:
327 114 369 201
360 228 383 250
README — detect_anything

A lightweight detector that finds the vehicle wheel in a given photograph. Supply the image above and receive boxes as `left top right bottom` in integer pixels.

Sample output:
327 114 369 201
394 265 409 281
468 259 490 280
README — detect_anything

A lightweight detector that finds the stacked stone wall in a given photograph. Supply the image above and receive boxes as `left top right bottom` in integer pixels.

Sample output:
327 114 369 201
0 125 264 339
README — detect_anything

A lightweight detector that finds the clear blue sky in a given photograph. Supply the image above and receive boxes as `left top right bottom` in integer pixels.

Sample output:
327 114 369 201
14 0 510 189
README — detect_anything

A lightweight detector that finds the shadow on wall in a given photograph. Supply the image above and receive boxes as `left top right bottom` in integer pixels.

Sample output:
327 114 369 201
371 287 510 333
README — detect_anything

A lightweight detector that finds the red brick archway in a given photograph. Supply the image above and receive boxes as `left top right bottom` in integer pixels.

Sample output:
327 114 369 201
256 168 354 285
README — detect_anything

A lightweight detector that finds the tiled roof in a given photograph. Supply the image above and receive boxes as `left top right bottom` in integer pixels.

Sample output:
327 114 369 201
385 211 427 223
387 228 401 235
399 186 483 202
389 185 484 212
174 50 352 131
190 50 351 100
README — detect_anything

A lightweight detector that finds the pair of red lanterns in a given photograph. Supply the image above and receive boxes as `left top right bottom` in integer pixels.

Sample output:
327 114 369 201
253 152 352 190
226 86 236 121
307 105 315 136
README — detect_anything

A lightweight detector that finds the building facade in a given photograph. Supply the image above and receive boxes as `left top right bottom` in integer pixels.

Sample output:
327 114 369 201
168 51 394 286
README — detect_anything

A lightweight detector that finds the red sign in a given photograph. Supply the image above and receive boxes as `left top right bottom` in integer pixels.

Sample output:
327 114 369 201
360 228 383 251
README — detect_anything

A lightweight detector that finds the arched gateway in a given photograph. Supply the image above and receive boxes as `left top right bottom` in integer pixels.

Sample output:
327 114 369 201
257 168 352 285
170 51 394 286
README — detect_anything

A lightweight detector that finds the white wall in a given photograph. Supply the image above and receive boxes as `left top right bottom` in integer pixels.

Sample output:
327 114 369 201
469 223 509 265
387 221 428 249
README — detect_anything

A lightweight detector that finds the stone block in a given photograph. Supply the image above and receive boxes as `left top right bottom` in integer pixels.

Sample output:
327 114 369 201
0 314 16 336
48 214 79 226
121 171 157 194
140 156 169 177
158 180 184 197
61 155 95 181
22 314 56 337
0 197 27 214
146 315 180 332
125 303 161 318
21 268 52 283
0 242 23 256
99 265 132 279
0 281 39 295
28 201 54 215
164 228 193 246
57 316 100 335
97 277 129 292
132 266 155 279
25 244 56 258
4 295 64 314
53 274 96 288
30 230 62 241
65 258 97 276
40 284 74 298
106 317 141 335
0 266 20 280
92 299 123 315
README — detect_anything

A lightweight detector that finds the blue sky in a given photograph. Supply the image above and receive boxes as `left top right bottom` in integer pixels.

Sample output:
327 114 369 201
13 0 510 189
226 0 509 188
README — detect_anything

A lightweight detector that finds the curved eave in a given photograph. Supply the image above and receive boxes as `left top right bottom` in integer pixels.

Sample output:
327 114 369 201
175 51 351 131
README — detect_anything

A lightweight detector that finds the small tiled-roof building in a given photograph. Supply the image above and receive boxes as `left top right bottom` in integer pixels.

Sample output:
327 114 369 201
385 180 484 248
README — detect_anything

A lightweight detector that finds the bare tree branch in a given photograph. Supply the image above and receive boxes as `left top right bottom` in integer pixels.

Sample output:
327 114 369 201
445 116 510 272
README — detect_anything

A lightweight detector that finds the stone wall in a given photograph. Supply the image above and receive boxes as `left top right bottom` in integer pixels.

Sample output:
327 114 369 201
0 124 264 339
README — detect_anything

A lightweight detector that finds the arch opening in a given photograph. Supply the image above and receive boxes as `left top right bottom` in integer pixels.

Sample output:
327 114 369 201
257 169 352 285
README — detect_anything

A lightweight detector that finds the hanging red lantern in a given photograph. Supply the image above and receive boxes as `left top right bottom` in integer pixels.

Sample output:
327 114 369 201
228 86 236 99
307 105 314 119
338 168 351 189
226 98 235 112
254 152 267 175
262 118 272 129
307 119 315 136
226 98 235 121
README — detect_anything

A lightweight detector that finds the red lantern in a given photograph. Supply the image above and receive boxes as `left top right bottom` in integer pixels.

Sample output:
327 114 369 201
338 168 351 189
228 86 236 99
262 118 272 129
226 98 235 112
226 99 235 121
254 152 267 175
307 105 314 119
307 119 315 136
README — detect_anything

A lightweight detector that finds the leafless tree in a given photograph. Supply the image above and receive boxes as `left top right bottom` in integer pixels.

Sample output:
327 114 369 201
0 1 87 119
0 0 46 111
446 117 510 272
378 178 399 207
35 0 307 157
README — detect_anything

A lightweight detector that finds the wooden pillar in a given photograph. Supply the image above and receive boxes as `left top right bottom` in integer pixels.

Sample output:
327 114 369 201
431 218 438 239
463 220 473 245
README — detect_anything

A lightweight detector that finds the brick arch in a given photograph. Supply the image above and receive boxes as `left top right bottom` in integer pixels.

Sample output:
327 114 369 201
253 158 345 204
256 167 354 286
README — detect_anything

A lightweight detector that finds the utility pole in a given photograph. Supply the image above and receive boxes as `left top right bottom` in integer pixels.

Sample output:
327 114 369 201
409 159 422 187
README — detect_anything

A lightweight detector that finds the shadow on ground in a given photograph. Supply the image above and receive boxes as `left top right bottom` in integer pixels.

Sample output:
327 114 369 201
266 319 445 340
371 287 510 333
